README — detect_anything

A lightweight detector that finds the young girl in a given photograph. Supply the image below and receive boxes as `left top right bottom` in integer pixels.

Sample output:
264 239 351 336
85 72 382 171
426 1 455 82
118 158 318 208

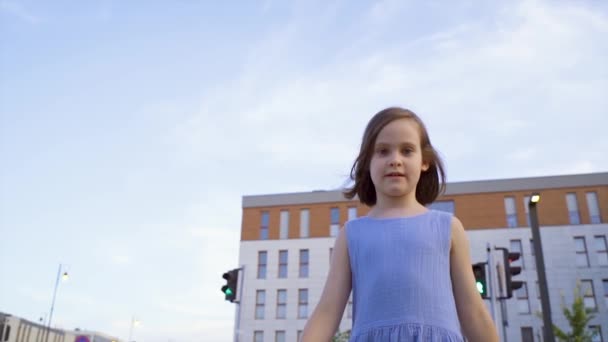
302 107 499 341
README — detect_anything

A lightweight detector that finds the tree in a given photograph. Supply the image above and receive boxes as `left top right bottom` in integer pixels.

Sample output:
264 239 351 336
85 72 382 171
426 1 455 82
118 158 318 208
547 281 599 342
332 330 351 342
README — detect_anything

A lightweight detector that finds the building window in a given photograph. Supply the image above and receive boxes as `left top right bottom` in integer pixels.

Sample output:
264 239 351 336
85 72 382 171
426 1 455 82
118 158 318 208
347 299 353 318
504 196 517 228
594 236 608 266
298 289 308 318
516 283 530 314
428 200 455 214
278 250 288 278
255 290 266 319
510 239 525 270
330 207 340 237
523 196 531 226
260 211 269 240
275 331 285 342
581 280 597 311
520 327 534 342
297 331 303 342
590 325 603 342
329 248 333 265
529 239 536 269
586 192 602 224
348 207 358 221
299 249 309 278
280 210 289 239
254 331 263 342
574 237 590 267
566 193 581 224
300 209 309 238
257 251 267 279
276 289 287 319
603 279 608 308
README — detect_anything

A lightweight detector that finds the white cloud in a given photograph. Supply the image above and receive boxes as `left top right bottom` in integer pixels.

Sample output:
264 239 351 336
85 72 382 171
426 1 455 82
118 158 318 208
171 0 608 184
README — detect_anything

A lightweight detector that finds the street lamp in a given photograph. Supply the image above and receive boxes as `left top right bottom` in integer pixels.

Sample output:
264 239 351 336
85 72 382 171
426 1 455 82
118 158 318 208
45 264 69 342
529 193 555 342
128 316 141 342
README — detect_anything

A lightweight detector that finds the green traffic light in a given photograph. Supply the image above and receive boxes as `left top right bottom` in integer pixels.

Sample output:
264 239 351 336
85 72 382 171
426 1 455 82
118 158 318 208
476 281 484 294
225 288 233 296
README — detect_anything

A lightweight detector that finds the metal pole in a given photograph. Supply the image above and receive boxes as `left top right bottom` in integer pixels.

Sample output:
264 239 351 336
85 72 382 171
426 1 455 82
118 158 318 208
496 262 508 342
234 266 244 342
529 202 555 342
486 243 497 325
46 264 62 342
128 316 134 342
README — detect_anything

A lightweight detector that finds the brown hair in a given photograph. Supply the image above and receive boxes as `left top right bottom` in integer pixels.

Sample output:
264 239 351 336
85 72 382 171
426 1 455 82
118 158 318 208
343 107 446 206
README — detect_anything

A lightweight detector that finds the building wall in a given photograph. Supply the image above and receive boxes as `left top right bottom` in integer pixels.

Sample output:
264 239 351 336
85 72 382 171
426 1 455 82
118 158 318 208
235 173 608 341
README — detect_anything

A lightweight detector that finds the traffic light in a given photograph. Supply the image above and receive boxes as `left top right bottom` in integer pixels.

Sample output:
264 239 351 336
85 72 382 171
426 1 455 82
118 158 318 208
472 262 488 299
221 269 239 302
503 250 524 298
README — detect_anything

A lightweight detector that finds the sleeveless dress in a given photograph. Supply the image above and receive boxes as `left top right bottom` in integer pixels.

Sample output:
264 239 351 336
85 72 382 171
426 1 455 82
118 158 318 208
346 210 464 341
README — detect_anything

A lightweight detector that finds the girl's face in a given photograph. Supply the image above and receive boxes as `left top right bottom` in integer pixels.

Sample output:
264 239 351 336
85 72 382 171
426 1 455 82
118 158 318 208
369 118 429 202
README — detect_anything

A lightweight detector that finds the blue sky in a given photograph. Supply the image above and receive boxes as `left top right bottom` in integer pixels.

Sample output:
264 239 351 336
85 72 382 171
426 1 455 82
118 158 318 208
1 0 607 341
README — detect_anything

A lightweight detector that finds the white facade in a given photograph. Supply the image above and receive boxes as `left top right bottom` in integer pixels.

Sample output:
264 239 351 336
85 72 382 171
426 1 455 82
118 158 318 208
235 223 608 342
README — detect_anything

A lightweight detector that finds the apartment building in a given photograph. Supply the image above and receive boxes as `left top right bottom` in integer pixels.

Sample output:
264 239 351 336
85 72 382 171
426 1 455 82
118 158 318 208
234 172 608 342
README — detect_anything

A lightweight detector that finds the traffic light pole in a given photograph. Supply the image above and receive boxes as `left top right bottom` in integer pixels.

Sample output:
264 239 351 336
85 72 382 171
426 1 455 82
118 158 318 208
529 202 555 342
486 243 497 326
234 266 244 342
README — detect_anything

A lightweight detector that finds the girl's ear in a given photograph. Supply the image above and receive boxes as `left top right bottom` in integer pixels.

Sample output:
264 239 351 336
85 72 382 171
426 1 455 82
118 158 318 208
422 160 430 172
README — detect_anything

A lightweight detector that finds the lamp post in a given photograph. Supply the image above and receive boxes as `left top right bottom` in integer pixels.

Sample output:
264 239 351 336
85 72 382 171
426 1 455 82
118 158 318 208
529 193 555 342
45 264 69 342
128 316 140 342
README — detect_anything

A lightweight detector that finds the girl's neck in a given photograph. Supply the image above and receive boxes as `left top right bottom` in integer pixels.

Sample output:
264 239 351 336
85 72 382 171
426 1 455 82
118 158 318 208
369 193 427 218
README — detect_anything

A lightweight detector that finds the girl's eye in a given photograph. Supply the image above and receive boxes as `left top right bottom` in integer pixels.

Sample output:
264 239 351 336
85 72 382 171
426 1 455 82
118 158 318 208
378 148 388 155
402 148 413 154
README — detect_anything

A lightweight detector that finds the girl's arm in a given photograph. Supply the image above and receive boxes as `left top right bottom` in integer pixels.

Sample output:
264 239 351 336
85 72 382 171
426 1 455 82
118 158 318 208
450 217 499 342
301 226 352 342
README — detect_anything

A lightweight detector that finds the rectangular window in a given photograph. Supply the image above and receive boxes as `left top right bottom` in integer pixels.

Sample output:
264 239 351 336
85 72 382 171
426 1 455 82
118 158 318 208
348 207 358 221
590 325 603 342
297 331 303 342
520 327 534 342
258 251 267 279
347 299 353 318
566 193 581 224
529 239 536 269
260 211 269 240
603 279 608 309
594 235 608 266
504 196 517 228
581 279 597 311
254 331 263 342
575 237 590 267
299 249 309 278
516 282 531 314
329 248 333 265
298 289 308 318
278 250 288 278
523 195 531 226
255 290 266 319
279 210 289 239
300 209 309 238
275 331 285 342
429 200 455 214
586 192 602 224
510 239 525 269
276 290 287 319
330 207 340 237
